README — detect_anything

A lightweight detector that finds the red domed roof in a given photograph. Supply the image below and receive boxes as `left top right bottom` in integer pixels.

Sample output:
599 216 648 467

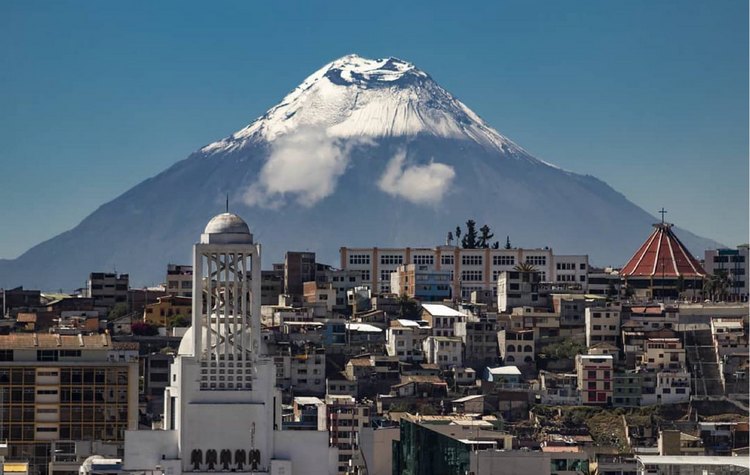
621 223 705 278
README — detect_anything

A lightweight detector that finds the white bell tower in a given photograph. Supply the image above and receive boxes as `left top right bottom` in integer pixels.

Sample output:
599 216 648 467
192 212 261 390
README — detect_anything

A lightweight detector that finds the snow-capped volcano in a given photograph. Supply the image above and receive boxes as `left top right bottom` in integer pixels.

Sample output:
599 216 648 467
0 55 720 290
202 55 529 159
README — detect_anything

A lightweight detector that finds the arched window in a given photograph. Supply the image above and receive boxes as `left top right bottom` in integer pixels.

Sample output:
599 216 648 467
507 345 516 353
506 355 515 362
524 356 533 363
523 345 532 353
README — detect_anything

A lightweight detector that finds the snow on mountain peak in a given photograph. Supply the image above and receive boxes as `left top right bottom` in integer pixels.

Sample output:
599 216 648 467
201 55 536 162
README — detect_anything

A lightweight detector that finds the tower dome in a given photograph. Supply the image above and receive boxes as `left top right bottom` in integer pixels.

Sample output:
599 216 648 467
201 212 253 244
204 212 251 235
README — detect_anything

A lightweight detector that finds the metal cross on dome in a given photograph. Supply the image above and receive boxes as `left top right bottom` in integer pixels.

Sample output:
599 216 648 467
658 207 667 224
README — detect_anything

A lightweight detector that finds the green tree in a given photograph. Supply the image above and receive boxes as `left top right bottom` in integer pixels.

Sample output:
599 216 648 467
461 219 479 249
513 263 537 273
132 321 159 336
478 225 495 249
108 302 129 320
504 236 512 249
397 294 421 320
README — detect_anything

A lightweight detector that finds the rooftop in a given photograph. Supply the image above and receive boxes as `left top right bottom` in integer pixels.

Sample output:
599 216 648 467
421 303 467 318
0 333 115 350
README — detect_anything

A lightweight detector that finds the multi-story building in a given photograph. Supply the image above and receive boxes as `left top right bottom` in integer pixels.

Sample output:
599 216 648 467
260 267 284 306
0 333 139 473
385 319 429 362
612 371 642 407
339 246 588 298
314 268 365 312
142 296 192 328
576 354 613 405
585 304 621 348
497 329 535 366
455 319 499 368
325 395 371 475
284 251 317 297
302 282 337 313
389 264 452 301
421 303 466 337
704 246 749 300
640 338 686 372
711 318 748 357
84 273 129 312
273 346 326 396
497 270 543 312
165 264 193 298
422 336 463 369
587 268 622 297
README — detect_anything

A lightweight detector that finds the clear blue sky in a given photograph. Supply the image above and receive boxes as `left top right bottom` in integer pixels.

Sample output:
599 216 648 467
1 0 747 259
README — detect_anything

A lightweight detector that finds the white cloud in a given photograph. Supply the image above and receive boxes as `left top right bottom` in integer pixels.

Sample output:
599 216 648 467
243 128 362 208
377 149 455 204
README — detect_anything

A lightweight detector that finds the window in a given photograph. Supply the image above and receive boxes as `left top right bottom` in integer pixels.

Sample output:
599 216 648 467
493 255 515 266
441 254 454 265
37 350 58 362
413 255 434 265
0 350 12 361
348 254 370 265
461 271 483 282
525 255 546 266
380 255 403 265
580 263 587 270
462 255 483 266
361 270 370 281
380 270 393 282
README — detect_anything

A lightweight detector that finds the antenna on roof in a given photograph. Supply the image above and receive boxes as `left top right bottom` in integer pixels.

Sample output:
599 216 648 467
226 194 229 213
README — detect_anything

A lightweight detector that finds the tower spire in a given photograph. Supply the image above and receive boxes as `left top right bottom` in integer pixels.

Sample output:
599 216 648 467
226 194 229 213
658 207 667 224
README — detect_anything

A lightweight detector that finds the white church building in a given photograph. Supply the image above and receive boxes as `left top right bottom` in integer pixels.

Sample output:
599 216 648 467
122 213 338 475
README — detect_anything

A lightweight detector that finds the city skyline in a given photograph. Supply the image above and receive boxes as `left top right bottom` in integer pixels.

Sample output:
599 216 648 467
1 0 747 260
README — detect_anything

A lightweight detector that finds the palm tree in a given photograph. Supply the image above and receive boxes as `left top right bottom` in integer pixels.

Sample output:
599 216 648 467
513 263 537 273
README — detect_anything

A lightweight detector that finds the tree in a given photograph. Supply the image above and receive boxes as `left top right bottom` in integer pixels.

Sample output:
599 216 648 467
513 263 537 273
461 220 479 249
132 321 159 336
108 302 129 320
478 225 495 249
505 236 512 250
455 226 462 243
491 241 500 249
397 294 421 320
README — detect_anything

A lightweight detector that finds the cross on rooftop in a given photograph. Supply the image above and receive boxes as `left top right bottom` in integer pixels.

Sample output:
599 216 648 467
658 207 667 224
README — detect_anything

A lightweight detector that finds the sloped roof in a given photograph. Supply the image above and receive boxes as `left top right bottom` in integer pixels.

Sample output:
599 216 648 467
421 304 466 317
621 223 705 278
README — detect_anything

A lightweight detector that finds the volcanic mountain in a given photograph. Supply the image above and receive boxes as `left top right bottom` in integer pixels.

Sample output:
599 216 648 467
0 55 720 289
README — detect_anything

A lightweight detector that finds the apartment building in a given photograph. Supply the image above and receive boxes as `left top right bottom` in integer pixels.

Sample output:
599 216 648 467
585 304 622 348
0 333 139 474
326 395 371 475
389 264 452 301
422 336 463 369
142 296 191 328
339 246 588 298
84 273 129 312
576 354 613 405
385 319 429 362
704 246 749 300
421 303 466 337
497 329 535 366
164 264 193 298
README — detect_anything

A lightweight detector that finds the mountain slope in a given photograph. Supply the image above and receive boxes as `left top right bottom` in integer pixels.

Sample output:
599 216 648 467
0 55 720 289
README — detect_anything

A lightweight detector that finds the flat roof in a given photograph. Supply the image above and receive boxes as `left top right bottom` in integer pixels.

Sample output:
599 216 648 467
422 304 467 317
637 455 750 468
346 323 382 333
0 333 113 350
294 396 324 406
452 394 484 403
488 366 521 375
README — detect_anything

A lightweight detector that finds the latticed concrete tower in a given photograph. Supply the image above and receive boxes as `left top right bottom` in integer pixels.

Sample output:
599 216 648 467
192 213 261 390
